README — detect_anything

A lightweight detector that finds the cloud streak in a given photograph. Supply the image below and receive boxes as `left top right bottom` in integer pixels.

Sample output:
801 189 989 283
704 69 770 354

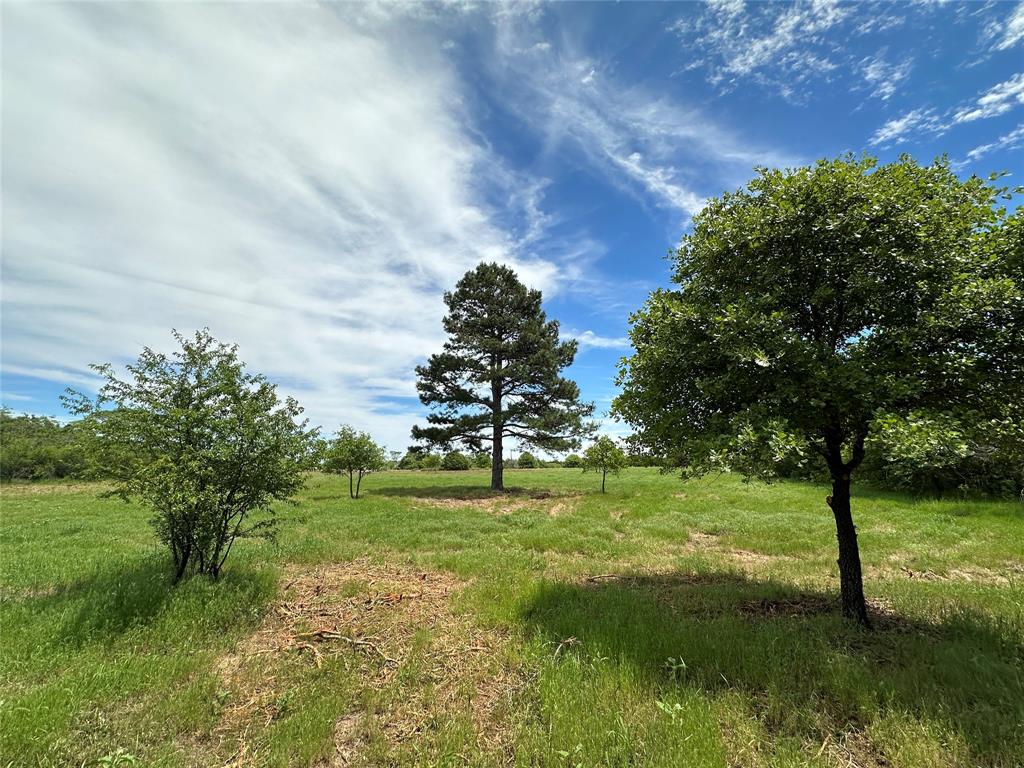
1 3 564 448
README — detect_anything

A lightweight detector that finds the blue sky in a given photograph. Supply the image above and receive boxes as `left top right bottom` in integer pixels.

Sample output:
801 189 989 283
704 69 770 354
2 1 1022 451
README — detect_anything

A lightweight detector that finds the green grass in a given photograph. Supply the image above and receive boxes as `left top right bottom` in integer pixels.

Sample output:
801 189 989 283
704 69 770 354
1 469 1022 767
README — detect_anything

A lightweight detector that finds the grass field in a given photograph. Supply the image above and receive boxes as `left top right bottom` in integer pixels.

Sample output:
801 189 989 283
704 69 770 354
1 468 1022 768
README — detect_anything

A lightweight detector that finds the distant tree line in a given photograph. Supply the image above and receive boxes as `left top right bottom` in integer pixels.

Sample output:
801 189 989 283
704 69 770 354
4 405 1020 498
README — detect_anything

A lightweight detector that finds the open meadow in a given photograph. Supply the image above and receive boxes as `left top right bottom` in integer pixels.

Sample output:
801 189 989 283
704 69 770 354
1 468 1022 768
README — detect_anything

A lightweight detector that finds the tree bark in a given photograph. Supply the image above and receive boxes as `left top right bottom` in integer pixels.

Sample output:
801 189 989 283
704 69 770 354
829 471 870 626
348 471 355 499
491 377 504 491
601 469 606 493
173 540 192 583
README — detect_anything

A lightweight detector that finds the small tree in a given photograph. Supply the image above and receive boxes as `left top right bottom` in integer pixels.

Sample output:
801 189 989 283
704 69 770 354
614 157 1023 624
517 451 538 468
412 263 594 490
421 453 442 470
472 451 492 469
64 330 316 582
563 453 583 469
442 450 471 470
582 437 628 492
325 426 386 499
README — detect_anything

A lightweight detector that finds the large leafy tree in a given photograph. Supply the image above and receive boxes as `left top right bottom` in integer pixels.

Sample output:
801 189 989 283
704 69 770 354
65 330 317 582
613 156 1023 625
413 262 594 491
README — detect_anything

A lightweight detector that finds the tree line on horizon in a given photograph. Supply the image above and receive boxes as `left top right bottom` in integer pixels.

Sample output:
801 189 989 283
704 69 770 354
1 155 1020 624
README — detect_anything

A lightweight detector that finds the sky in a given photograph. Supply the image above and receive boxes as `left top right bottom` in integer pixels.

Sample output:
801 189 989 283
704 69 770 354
2 0 1023 453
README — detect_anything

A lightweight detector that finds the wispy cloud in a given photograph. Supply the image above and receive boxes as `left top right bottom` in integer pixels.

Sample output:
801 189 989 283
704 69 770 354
1 3 565 449
868 108 941 146
859 52 913 101
669 0 854 101
963 123 1024 162
952 72 1024 123
869 72 1024 147
989 0 1024 51
569 330 630 350
484 11 791 220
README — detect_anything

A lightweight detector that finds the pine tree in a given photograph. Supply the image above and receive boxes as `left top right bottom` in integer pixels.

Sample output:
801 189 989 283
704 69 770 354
413 263 594 490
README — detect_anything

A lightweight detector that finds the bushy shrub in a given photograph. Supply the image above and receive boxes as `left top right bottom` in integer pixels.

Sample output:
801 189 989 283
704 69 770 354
65 330 316 581
442 451 471 470
420 453 442 470
472 452 491 469
517 452 537 468
563 453 582 469
861 410 1023 498
0 411 93 481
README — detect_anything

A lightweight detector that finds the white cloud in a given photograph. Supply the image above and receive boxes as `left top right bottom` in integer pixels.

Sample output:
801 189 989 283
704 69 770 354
569 330 630 350
0 3 566 450
868 73 1024 147
670 0 853 100
868 108 941 146
484 13 790 220
991 1 1024 50
952 72 1024 123
860 52 913 101
964 123 1024 162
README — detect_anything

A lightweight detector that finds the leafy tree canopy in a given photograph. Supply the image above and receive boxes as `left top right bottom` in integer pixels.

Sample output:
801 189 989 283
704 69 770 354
442 450 471 470
582 436 628 492
613 155 1023 623
325 426 386 498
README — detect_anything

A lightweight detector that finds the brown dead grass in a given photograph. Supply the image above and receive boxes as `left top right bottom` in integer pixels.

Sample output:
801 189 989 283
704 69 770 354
412 489 582 517
866 563 1018 586
209 560 523 766
682 530 797 568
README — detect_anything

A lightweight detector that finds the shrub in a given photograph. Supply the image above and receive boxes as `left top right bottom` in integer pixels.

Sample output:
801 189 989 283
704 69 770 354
65 330 316 582
517 452 537 468
442 451 471 470
420 453 442 470
0 411 93 481
472 452 491 469
563 453 582 469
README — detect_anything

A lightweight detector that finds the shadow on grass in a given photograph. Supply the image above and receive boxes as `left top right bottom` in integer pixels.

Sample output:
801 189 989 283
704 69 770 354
370 485 574 501
523 571 1023 765
10 554 275 648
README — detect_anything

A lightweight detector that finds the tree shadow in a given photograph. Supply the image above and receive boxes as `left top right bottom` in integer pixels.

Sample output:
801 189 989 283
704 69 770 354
522 571 1023 764
8 554 272 648
371 485 576 501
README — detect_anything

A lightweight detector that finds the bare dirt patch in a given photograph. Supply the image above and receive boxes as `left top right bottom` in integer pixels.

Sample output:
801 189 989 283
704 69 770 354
210 560 522 765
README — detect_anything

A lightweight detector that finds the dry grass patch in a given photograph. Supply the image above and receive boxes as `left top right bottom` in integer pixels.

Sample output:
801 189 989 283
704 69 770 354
209 560 524 765
412 489 583 517
682 530 797 568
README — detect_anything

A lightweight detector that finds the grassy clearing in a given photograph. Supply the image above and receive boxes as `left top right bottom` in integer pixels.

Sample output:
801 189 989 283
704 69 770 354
1 469 1022 767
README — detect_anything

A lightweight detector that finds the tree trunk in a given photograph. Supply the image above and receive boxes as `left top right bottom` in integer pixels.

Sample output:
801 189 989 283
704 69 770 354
173 540 192 583
601 469 606 493
348 471 355 499
491 377 504 491
829 472 870 627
